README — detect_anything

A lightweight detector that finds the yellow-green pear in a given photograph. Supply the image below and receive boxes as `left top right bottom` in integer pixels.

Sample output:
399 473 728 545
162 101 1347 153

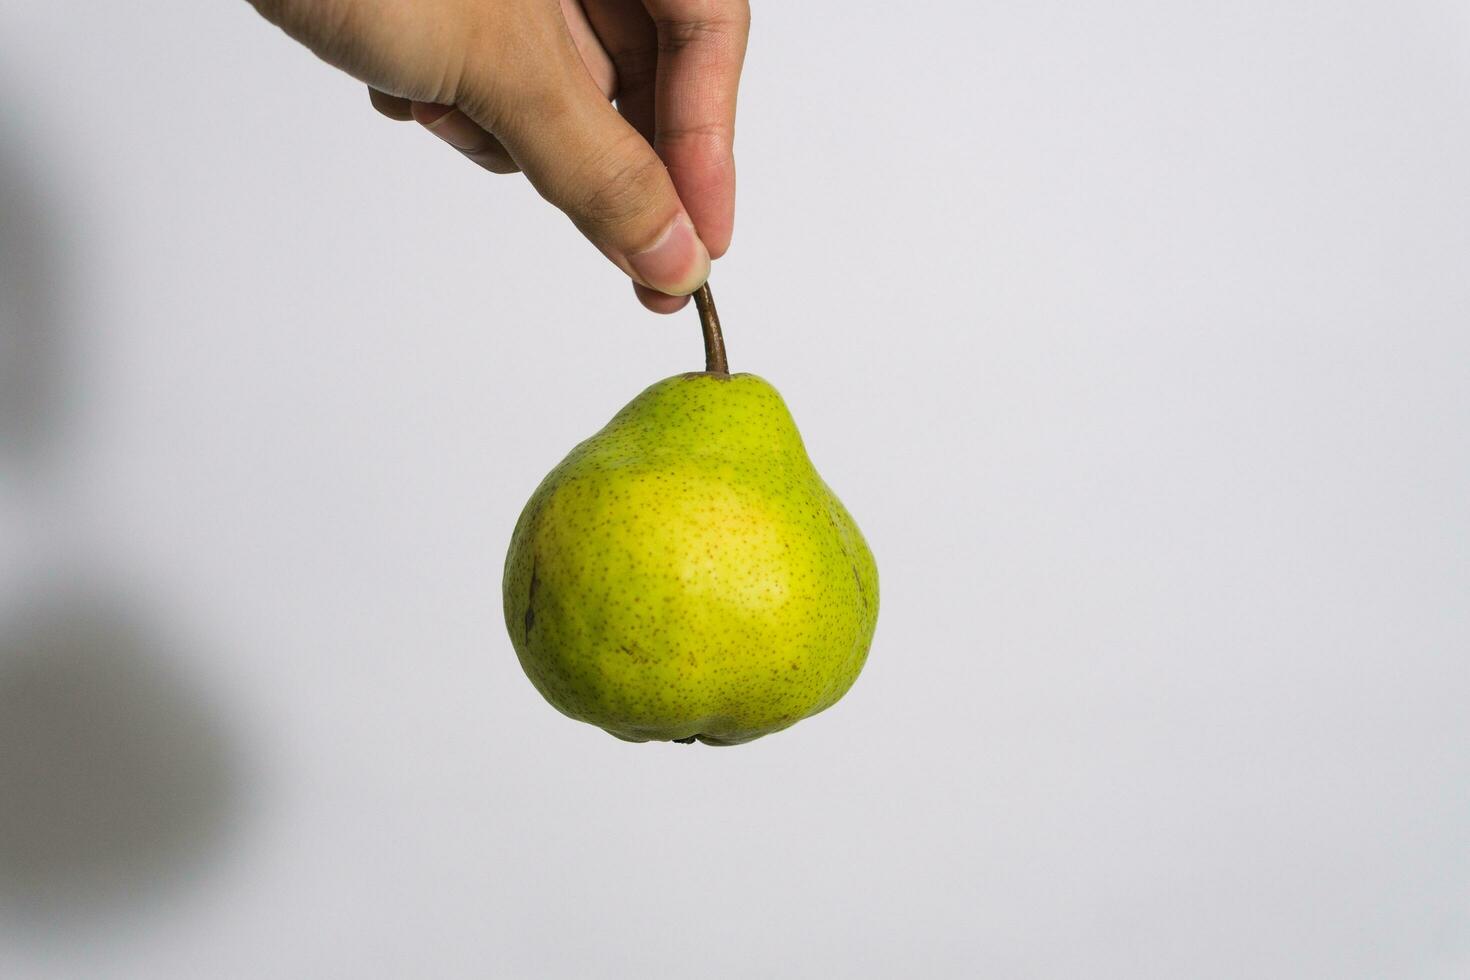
502 287 877 744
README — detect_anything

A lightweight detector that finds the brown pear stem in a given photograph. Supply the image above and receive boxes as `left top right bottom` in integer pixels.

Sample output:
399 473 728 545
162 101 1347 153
693 283 729 375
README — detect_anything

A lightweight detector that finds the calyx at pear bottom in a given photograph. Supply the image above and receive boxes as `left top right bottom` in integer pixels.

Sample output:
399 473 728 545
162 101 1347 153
502 285 878 745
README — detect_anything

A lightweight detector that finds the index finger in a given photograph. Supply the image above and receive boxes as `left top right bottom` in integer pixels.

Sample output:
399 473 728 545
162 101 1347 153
643 0 750 259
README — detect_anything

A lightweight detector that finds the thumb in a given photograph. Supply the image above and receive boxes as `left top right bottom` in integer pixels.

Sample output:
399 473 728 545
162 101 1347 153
487 78 710 297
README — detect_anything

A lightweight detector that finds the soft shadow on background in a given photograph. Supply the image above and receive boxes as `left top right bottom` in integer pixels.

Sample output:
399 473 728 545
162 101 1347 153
0 591 239 933
0 113 61 464
0 121 244 939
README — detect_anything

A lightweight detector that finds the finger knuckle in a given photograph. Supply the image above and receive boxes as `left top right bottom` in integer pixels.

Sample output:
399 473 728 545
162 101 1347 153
657 120 734 163
251 0 360 60
574 141 667 229
656 0 750 49
656 19 716 56
457 62 554 139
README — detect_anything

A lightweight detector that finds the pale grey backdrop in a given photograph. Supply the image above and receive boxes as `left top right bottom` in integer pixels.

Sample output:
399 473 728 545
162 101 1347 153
1 1 1467 977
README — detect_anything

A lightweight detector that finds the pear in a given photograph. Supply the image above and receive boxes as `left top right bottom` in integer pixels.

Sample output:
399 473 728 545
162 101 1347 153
502 286 877 744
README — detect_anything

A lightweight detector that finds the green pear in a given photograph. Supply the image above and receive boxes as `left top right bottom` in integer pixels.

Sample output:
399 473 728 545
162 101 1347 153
502 287 877 744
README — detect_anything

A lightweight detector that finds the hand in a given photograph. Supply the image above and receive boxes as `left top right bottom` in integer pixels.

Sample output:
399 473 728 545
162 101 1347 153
247 0 749 312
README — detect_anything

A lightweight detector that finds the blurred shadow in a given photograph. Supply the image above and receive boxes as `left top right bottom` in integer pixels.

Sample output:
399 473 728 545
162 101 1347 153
0 591 240 933
0 115 243 936
0 119 65 466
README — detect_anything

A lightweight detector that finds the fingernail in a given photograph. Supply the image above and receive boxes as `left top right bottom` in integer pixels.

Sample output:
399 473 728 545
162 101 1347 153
627 214 710 297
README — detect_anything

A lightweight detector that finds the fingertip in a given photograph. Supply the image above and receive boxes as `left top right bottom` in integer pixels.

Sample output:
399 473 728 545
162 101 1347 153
634 282 691 314
704 226 733 261
409 102 455 127
676 179 736 259
627 213 710 297
368 87 414 121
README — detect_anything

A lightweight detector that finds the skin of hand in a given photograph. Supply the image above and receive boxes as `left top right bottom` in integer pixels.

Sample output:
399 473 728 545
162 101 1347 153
246 0 750 313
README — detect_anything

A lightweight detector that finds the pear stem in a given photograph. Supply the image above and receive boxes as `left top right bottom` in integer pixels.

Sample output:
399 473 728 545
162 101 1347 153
694 283 729 375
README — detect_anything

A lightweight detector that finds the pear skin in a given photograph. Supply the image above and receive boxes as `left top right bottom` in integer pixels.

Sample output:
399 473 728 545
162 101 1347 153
502 372 878 745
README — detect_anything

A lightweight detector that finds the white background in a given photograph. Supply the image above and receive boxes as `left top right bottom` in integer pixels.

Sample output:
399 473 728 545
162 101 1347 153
2 1 1468 976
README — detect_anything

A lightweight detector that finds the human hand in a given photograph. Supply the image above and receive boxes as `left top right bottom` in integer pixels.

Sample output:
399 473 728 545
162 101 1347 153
247 0 749 312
